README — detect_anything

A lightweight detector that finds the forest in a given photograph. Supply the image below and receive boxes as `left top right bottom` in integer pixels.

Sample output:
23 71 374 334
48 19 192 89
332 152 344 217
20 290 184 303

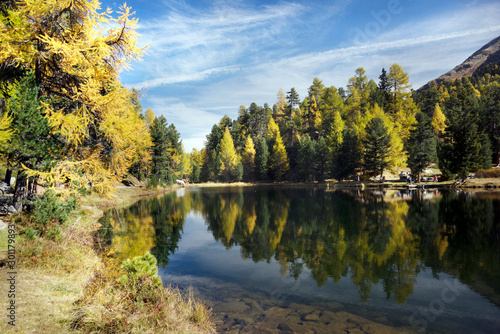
193 63 500 184
2 0 500 212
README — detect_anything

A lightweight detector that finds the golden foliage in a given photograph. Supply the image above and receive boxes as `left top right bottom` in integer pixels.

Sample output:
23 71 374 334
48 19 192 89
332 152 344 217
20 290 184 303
1 0 151 196
0 112 14 148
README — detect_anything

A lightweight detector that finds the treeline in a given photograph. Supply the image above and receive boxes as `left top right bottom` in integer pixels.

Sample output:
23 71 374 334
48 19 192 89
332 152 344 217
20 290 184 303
191 63 500 183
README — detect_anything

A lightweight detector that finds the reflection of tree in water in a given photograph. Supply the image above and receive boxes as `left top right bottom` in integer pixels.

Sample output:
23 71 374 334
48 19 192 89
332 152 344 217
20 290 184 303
99 193 189 268
197 188 420 302
99 187 500 304
196 188 500 304
408 191 500 297
149 194 186 267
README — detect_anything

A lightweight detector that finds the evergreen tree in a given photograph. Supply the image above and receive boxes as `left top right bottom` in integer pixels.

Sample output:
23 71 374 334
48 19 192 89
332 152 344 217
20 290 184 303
297 135 315 181
332 127 362 181
286 87 300 115
255 137 269 181
363 117 391 177
407 112 437 181
480 133 493 169
6 73 64 209
150 115 172 185
314 136 329 181
189 156 201 183
438 98 483 179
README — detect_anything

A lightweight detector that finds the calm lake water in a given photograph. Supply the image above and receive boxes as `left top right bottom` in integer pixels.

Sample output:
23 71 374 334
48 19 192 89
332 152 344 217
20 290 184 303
97 186 500 333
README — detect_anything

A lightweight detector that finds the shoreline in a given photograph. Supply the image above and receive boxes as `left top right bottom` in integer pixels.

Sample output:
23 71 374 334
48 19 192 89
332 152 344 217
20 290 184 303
1 180 500 332
0 184 215 333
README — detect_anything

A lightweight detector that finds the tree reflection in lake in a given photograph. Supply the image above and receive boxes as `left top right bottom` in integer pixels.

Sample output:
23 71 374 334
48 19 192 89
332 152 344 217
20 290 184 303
98 187 500 305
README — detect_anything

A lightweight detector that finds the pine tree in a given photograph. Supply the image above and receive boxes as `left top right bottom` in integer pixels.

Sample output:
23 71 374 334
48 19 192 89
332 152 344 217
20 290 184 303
363 117 391 177
286 88 300 116
6 74 65 209
314 137 329 181
438 98 483 179
150 116 172 186
255 137 269 181
407 112 437 181
269 132 289 180
332 127 362 181
297 135 315 181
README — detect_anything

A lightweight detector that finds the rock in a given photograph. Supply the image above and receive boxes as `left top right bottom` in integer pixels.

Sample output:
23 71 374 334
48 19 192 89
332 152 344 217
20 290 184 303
301 312 320 322
0 219 7 229
212 301 250 314
277 322 294 332
6 205 17 214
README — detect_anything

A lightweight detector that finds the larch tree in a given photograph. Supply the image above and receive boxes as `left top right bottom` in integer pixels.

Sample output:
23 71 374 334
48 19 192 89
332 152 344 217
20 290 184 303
241 136 256 181
269 128 289 180
0 0 150 202
431 103 446 138
387 63 418 141
219 127 241 182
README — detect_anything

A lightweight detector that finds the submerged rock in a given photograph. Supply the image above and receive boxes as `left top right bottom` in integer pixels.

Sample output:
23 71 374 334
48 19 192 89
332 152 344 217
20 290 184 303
212 301 250 314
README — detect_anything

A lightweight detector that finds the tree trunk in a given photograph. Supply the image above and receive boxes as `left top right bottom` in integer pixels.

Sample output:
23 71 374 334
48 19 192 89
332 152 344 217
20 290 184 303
13 171 29 211
4 168 12 184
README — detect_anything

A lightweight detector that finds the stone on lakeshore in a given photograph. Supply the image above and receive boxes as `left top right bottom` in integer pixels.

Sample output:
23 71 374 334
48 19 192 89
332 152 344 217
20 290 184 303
212 301 250 313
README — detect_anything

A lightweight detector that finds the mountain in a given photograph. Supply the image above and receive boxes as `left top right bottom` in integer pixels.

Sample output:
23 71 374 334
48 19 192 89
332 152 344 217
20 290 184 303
420 35 500 90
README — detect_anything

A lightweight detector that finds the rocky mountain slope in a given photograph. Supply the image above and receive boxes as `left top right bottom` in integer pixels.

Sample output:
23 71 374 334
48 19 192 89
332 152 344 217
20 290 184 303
420 35 500 90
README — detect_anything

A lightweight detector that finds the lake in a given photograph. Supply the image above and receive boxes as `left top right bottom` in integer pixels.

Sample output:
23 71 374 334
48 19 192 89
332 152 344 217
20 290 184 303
97 186 500 333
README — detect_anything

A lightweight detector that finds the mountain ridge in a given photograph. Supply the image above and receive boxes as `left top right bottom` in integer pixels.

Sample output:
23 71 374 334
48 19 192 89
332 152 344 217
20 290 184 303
419 35 500 90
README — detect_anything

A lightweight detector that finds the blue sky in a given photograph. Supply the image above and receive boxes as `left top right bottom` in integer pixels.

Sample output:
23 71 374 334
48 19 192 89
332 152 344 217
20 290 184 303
101 0 500 152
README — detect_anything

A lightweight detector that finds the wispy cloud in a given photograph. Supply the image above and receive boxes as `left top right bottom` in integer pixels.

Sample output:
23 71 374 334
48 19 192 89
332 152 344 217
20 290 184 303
132 1 305 87
123 0 500 151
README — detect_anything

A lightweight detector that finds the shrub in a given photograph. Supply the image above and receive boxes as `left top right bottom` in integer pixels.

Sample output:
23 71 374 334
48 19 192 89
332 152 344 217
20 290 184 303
46 223 63 242
24 227 38 240
31 189 78 229
117 251 162 301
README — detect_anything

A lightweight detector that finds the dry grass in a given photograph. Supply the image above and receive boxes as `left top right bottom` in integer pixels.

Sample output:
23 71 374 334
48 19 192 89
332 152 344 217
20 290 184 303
72 272 214 333
475 168 500 178
0 185 215 334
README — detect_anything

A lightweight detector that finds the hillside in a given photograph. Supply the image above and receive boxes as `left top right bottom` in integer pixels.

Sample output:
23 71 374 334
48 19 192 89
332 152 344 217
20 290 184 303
420 35 500 90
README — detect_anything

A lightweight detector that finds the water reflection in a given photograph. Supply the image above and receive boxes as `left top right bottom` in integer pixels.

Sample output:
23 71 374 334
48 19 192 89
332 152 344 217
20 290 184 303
98 187 500 306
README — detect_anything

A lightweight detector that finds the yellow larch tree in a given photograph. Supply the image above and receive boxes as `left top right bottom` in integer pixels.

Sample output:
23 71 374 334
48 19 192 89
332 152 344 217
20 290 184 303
432 103 446 138
241 136 256 181
0 0 150 197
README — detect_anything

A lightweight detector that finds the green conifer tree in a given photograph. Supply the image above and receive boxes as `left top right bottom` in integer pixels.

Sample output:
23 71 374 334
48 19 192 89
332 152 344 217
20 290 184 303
255 137 269 181
363 117 391 177
407 112 437 181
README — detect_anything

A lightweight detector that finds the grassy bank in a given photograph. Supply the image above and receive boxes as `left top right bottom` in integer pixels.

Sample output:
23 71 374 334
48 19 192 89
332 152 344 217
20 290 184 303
0 185 215 333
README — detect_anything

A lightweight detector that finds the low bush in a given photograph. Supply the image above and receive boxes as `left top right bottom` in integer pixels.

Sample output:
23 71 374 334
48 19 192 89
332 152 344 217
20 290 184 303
31 189 78 228
72 252 214 333
117 251 162 301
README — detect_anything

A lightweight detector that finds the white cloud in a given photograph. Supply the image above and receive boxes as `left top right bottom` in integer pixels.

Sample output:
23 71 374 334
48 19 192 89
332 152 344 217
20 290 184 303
132 0 500 151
